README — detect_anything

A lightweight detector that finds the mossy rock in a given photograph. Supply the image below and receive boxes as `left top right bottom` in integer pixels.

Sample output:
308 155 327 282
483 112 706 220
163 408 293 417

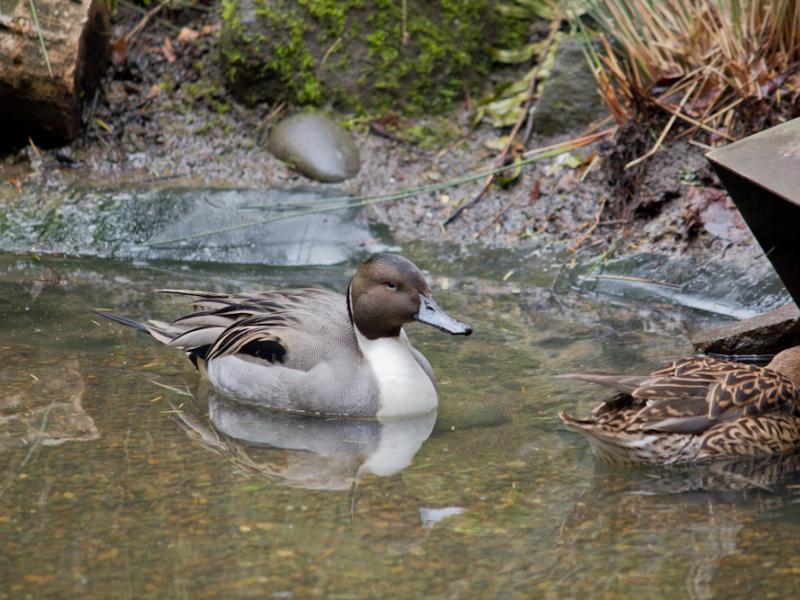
531 36 606 135
219 0 528 114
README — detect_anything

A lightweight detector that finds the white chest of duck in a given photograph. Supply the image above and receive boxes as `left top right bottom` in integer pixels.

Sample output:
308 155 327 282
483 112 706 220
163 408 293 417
355 328 437 418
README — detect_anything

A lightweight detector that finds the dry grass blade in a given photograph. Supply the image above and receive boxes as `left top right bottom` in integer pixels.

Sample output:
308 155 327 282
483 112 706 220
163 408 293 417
626 81 695 168
569 195 607 252
125 0 172 44
27 0 52 77
583 0 800 148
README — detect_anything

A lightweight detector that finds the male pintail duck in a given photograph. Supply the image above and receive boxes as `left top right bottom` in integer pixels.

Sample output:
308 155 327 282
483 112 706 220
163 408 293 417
559 347 800 465
96 254 472 418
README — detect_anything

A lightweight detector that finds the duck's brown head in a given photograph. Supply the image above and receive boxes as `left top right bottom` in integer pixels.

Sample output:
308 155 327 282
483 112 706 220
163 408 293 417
348 254 472 340
767 346 800 386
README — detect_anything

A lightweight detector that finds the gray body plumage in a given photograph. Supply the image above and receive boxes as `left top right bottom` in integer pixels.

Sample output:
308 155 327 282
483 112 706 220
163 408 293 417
123 288 435 417
95 254 473 418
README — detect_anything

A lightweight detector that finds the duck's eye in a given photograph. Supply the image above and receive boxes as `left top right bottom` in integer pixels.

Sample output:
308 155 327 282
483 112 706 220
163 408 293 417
386 282 398 290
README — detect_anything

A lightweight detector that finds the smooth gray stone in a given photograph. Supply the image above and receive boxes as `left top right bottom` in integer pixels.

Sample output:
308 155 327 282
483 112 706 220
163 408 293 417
268 113 361 183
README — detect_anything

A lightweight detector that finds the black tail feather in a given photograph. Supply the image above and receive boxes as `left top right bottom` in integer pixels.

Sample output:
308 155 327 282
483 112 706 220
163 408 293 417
93 310 149 333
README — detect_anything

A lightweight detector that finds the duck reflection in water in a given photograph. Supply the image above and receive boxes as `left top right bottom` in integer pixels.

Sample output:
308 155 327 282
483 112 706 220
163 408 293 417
174 392 436 492
173 392 461 552
553 452 800 599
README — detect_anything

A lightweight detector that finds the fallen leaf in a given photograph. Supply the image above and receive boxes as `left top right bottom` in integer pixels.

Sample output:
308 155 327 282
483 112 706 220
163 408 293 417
24 575 54 584
110 37 127 66
528 180 541 203
5 177 22 193
555 170 580 193
686 186 749 242
162 37 176 63
97 548 120 561
147 84 161 99
483 136 510 152
177 27 200 45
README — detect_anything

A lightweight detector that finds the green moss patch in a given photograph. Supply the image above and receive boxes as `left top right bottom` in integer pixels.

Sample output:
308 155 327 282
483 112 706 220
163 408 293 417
220 0 529 114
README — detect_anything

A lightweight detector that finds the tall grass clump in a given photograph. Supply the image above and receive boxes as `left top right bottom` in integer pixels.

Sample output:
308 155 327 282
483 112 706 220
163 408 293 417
581 0 800 147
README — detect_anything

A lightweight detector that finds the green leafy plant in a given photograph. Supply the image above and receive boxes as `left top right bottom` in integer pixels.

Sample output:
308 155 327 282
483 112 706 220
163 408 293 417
475 0 560 128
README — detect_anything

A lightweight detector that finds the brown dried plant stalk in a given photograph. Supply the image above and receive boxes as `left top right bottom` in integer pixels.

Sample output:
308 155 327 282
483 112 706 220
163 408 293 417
583 0 800 148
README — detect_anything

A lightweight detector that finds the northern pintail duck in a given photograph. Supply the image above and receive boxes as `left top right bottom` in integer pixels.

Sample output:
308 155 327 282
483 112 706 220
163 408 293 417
559 347 800 464
96 254 471 418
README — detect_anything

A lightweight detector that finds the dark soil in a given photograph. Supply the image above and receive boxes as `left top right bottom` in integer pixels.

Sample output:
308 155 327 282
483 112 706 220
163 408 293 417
0 3 764 266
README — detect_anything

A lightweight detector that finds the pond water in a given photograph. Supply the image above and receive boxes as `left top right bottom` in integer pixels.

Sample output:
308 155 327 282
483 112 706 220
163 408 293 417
1 245 798 599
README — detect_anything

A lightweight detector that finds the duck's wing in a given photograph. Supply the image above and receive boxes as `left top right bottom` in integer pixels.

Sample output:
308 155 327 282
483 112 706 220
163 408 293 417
626 357 736 403
558 357 733 396
634 359 800 433
706 367 800 419
561 357 800 434
559 356 729 406
147 288 351 370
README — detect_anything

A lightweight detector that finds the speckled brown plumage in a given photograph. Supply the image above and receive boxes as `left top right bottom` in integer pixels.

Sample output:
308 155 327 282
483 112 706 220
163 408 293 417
559 347 800 465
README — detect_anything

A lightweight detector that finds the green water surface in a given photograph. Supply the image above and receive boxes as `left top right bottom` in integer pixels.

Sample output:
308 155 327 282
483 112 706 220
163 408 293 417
1 247 798 599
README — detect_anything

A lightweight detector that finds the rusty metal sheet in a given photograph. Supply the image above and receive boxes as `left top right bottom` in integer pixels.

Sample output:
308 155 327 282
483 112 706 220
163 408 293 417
707 117 800 307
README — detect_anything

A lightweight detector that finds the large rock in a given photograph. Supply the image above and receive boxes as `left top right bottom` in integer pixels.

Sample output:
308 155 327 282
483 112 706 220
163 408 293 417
268 112 361 182
566 252 790 320
0 0 110 146
532 36 606 135
692 304 800 356
219 0 528 113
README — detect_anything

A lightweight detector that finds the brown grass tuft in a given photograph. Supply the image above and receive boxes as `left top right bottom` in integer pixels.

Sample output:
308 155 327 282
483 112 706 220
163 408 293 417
582 0 800 155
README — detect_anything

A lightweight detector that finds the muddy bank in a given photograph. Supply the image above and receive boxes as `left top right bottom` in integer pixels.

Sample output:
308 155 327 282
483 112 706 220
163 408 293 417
0 4 763 268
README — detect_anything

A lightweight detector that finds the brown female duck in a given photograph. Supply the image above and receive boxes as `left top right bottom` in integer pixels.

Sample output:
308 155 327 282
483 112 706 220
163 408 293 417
559 347 800 465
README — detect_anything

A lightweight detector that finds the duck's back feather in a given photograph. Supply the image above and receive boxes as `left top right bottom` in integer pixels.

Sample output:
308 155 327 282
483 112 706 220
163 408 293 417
149 288 356 371
564 357 800 435
560 356 800 464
